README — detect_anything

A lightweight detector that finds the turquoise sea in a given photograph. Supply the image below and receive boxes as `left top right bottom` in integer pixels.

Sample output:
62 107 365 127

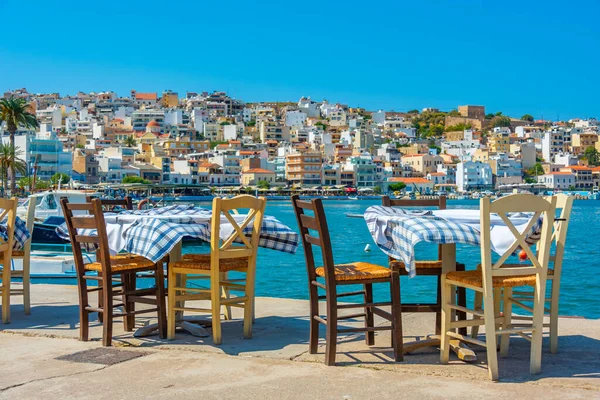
181 199 599 320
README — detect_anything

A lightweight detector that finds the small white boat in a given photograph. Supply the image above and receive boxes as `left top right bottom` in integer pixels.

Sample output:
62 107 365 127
18 190 90 220
348 196 358 200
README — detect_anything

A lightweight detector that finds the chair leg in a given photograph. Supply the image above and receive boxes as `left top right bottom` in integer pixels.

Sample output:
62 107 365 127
549 279 560 354
23 256 31 315
390 272 404 362
455 264 467 336
500 287 512 357
154 264 167 339
530 281 545 375
78 274 90 341
122 273 134 332
440 280 453 364
243 267 256 339
471 292 483 339
211 273 222 345
167 266 177 340
2 254 10 324
494 287 502 348
435 274 442 335
308 282 319 354
483 291 499 381
97 278 104 323
220 272 232 321
324 287 338 366
102 276 113 347
364 283 374 346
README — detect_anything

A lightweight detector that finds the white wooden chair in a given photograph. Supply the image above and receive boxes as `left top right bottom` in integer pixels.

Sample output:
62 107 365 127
10 196 37 315
440 194 556 381
502 194 574 354
0 198 18 323
167 195 266 344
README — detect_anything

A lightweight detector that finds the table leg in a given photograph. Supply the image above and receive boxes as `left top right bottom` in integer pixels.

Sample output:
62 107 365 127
2 250 10 324
401 244 477 362
133 241 211 338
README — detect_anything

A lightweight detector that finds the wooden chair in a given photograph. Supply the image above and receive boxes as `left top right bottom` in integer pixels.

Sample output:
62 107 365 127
499 194 574 354
292 195 403 366
167 195 266 344
381 196 466 335
440 194 556 381
86 196 133 212
9 196 37 315
60 198 167 346
0 198 18 323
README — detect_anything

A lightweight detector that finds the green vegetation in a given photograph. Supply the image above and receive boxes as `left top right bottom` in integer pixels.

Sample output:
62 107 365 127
124 135 137 147
0 97 39 193
524 177 537 184
75 144 85 149
407 109 419 114
445 122 472 131
257 180 271 189
490 115 511 128
246 120 256 127
584 146 600 166
0 144 26 194
388 182 407 192
527 162 545 176
210 140 229 149
373 185 382 194
520 114 534 122
122 176 150 184
447 109 461 116
315 121 327 130
412 111 446 137
51 173 70 185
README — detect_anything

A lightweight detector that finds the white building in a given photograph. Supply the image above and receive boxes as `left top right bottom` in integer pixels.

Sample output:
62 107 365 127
298 97 319 118
372 110 385 125
542 127 566 162
537 172 576 190
456 161 493 192
132 110 165 132
285 110 307 127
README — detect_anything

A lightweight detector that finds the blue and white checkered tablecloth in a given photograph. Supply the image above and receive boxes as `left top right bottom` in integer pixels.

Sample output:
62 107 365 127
56 205 299 263
364 206 541 277
0 216 30 251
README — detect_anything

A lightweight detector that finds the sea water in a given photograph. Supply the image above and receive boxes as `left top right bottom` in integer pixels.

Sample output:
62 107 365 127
182 199 600 320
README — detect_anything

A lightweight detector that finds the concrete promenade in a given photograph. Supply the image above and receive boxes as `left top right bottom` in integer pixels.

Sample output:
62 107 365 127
0 284 598 399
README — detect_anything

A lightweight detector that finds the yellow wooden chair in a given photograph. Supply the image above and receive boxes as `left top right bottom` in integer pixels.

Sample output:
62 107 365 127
167 195 266 344
10 196 37 315
440 194 556 381
500 194 574 354
0 197 18 323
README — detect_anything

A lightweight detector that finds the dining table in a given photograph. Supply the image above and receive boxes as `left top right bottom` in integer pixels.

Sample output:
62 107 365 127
361 205 542 361
56 204 299 337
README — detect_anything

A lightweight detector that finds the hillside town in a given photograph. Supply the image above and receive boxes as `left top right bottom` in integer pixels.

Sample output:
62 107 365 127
1 87 599 196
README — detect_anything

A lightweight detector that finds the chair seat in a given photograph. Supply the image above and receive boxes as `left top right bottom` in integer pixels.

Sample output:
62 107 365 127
475 264 554 276
85 254 155 273
316 262 391 281
446 267 540 288
390 259 442 269
12 250 24 258
173 253 249 272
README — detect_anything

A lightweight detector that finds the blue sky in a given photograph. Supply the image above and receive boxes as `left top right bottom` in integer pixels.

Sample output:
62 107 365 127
1 0 598 120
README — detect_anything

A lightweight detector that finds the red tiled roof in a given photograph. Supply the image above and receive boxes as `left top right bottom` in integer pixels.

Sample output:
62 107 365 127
244 168 275 174
388 177 431 184
428 172 445 176
135 93 157 101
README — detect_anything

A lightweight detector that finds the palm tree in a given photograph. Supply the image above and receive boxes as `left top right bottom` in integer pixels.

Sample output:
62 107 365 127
0 144 26 194
124 135 137 147
0 97 39 193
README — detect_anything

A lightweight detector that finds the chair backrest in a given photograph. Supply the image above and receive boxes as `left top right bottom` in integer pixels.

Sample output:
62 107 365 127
86 196 133 212
544 193 574 275
0 198 18 255
210 195 266 271
382 195 446 260
22 196 38 249
60 198 112 278
291 195 336 285
382 195 446 209
479 194 556 285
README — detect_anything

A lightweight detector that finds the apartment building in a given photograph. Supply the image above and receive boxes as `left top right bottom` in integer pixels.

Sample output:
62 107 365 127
456 161 493 192
132 110 165 132
286 150 323 187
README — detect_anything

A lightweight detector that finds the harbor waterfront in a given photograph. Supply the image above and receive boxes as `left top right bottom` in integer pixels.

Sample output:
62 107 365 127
32 198 600 320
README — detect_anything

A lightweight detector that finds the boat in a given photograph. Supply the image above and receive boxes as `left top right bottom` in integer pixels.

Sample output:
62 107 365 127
18 191 91 244
590 188 600 200
348 196 358 200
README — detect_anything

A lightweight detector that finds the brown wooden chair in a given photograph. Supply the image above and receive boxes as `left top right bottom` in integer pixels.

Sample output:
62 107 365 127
381 195 466 335
61 198 167 346
86 196 133 212
292 195 403 366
